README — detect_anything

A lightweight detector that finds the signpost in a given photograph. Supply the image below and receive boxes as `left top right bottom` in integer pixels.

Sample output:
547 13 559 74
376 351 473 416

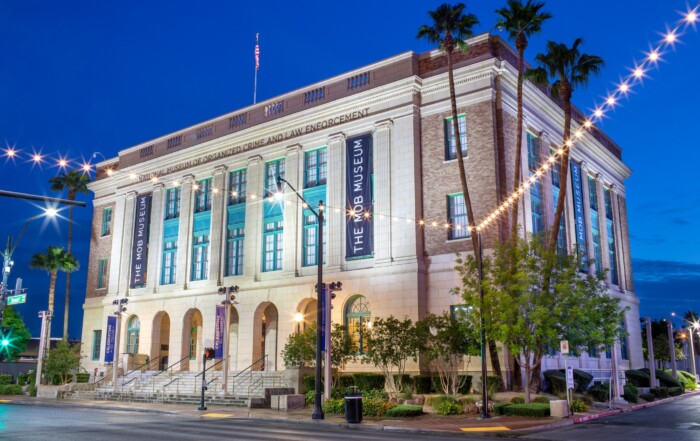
6 294 25 305
560 341 572 416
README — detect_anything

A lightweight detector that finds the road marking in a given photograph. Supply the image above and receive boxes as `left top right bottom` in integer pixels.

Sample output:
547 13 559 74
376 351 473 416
460 426 510 432
0 400 12 403
201 413 235 418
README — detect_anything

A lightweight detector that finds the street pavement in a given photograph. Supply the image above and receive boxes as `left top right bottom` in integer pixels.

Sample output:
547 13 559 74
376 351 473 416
525 393 700 441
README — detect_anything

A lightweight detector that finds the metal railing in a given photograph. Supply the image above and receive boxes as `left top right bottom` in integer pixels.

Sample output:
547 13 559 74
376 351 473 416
120 377 139 399
194 359 224 394
161 377 180 403
230 355 267 397
151 356 189 394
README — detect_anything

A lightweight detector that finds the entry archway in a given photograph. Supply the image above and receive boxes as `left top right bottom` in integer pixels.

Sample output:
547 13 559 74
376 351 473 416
151 312 171 370
252 302 279 371
295 298 317 333
182 309 203 371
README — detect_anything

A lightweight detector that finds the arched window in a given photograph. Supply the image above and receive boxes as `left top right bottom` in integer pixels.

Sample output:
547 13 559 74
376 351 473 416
345 295 370 355
126 316 140 354
189 320 199 360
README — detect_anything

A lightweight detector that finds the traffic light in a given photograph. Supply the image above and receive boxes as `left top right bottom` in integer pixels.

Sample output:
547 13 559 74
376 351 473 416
204 347 215 360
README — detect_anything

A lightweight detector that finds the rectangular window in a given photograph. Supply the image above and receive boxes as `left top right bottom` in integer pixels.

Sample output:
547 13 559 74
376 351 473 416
194 178 212 213
265 159 285 196
226 228 245 276
304 148 327 188
97 258 108 289
263 221 283 272
588 176 602 276
528 134 543 235
101 207 112 236
448 194 469 240
620 321 629 360
444 114 467 160
303 214 327 266
228 169 247 205
604 187 618 285
191 234 209 281
161 241 177 285
92 330 102 361
165 187 181 220
550 148 566 253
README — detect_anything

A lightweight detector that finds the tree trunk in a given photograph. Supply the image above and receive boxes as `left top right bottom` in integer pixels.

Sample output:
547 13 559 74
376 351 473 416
510 33 527 240
548 81 573 251
512 355 522 391
48 270 57 337
63 199 74 341
523 361 531 404
488 339 504 390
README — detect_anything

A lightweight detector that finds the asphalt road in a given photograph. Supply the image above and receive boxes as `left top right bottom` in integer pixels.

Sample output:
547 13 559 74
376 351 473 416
0 404 490 441
526 394 700 441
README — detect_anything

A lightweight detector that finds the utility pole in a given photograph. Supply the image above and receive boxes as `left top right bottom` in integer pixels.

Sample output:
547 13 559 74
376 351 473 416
34 310 52 386
646 317 658 388
668 319 678 378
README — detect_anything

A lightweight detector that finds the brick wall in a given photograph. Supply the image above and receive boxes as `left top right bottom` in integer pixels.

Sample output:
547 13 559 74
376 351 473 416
86 204 114 298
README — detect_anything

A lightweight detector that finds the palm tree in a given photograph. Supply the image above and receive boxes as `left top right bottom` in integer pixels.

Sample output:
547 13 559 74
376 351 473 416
49 170 90 340
29 246 79 336
528 39 604 250
495 0 552 239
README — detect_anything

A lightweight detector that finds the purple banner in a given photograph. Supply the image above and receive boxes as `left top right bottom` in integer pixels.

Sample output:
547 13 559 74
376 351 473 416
320 288 327 352
104 316 117 363
570 161 587 267
345 133 373 259
130 193 152 288
214 305 226 359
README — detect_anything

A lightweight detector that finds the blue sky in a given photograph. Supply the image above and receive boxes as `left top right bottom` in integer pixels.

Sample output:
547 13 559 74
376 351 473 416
1 0 698 338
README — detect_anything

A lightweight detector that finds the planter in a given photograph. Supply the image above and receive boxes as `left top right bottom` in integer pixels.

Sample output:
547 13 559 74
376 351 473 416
36 385 64 400
283 366 315 394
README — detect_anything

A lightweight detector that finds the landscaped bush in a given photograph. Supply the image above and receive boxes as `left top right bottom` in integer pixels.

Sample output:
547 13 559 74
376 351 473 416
393 374 412 389
458 376 473 394
493 403 509 415
658 370 683 389
16 373 29 386
574 394 593 406
0 384 23 395
425 395 454 407
435 399 462 415
363 398 395 417
0 374 13 385
305 390 315 404
510 396 525 404
338 374 354 389
413 375 433 394
322 398 345 414
532 396 551 404
587 383 610 402
499 403 551 417
571 398 589 413
352 373 385 392
651 387 669 399
303 375 316 392
625 369 650 387
623 384 639 403
639 393 655 402
669 386 683 397
543 370 568 395
486 375 501 398
385 404 424 417
362 389 389 401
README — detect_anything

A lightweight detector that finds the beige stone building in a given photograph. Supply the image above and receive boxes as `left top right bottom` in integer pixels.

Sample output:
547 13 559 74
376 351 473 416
81 33 643 388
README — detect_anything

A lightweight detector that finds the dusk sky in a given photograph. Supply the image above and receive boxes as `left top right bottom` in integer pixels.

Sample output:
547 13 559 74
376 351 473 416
1 0 698 338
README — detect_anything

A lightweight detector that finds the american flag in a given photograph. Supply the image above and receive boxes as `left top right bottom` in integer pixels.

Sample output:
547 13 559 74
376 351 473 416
255 40 260 71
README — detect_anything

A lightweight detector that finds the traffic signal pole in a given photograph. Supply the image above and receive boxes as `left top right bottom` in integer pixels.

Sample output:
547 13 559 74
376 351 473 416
198 352 208 411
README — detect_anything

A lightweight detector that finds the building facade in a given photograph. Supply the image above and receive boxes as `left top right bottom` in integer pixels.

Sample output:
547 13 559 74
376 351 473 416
81 34 644 382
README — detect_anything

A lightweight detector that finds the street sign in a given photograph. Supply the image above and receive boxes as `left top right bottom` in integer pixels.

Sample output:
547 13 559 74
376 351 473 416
566 366 575 390
560 340 569 355
7 294 26 305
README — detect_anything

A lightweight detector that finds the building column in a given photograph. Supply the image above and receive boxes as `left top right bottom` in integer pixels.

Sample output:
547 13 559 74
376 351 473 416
609 185 626 292
176 175 194 290
540 132 555 229
595 174 612 284
616 193 635 292
108 193 127 296
579 162 596 274
243 156 263 280
283 144 302 276
147 183 165 293
326 132 345 271
118 191 138 295
373 119 393 264
209 165 228 285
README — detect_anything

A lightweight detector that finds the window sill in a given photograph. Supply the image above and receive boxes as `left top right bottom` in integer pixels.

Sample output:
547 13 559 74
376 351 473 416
100 234 111 238
446 237 470 243
443 155 469 165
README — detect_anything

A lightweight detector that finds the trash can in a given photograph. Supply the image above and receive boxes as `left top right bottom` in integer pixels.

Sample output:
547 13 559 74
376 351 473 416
344 386 363 423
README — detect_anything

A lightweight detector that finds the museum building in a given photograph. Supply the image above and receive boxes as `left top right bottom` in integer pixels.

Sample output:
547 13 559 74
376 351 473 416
81 33 644 384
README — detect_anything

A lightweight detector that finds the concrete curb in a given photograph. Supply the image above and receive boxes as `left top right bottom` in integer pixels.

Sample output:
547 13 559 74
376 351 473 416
2 398 181 416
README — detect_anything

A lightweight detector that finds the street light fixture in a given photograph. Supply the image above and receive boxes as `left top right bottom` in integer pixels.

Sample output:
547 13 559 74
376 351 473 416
275 176 325 420
112 297 128 390
218 285 239 394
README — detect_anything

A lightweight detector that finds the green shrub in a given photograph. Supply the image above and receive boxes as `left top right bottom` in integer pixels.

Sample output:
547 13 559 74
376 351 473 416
571 398 589 413
352 373 385 392
76 373 90 383
435 399 462 415
322 398 345 414
0 374 13 385
384 404 424 417
658 370 683 389
0 384 23 395
363 398 395 417
413 375 433 394
393 374 412 389
338 374 354 389
303 375 316 392
493 403 509 415
459 375 473 394
676 371 697 391
669 386 683 397
543 370 568 395
429 375 472 395
574 394 593 406
623 384 639 403
16 373 29 386
625 369 651 387
639 393 655 402
532 396 551 404
425 395 455 407
587 383 609 402
510 396 525 404
501 403 551 417
486 375 501 397
651 387 669 399
305 390 315 404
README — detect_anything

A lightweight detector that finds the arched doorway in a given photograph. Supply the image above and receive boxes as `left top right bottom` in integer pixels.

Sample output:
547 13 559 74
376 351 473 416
182 309 203 371
229 307 240 372
345 295 370 355
126 315 140 354
295 298 317 333
151 312 171 370
252 302 279 371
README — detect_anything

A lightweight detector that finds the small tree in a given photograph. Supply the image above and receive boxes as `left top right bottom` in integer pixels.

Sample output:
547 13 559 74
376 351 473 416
330 324 356 377
417 312 479 396
43 340 82 385
0 306 31 362
362 316 420 400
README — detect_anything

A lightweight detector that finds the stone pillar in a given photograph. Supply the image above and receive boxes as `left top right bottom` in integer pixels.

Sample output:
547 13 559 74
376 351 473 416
146 183 165 293
326 133 345 271
540 132 555 229
373 119 393 264
283 145 302 276
108 193 127 296
209 166 228 285
118 191 137 295
609 184 626 291
243 156 263 280
616 194 635 292
580 162 596 274
595 174 611 284
176 175 194 290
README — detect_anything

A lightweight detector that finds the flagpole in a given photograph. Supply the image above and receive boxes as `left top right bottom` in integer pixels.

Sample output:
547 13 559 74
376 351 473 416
253 33 259 104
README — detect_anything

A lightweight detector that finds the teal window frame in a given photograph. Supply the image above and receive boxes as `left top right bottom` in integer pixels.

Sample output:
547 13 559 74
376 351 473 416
92 330 102 361
262 219 283 272
588 176 602 275
165 187 181 220
265 159 285 196
444 114 467 160
345 295 370 355
191 234 210 281
161 240 177 285
97 258 108 289
126 316 140 354
447 193 469 240
226 228 245 276
194 178 212 213
189 325 198 360
304 147 327 188
101 207 112 236
604 187 618 285
228 169 247 205
528 133 543 235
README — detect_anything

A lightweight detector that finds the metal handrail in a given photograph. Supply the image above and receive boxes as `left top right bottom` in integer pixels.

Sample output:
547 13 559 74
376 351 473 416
153 355 190 378
123 356 160 379
231 355 267 380
120 376 139 399
161 377 180 402
195 359 224 378
230 355 267 397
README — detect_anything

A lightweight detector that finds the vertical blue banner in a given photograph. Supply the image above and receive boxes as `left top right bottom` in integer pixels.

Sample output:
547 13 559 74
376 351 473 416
130 193 152 288
319 288 326 352
570 161 587 264
345 133 373 259
104 316 117 363
214 305 226 359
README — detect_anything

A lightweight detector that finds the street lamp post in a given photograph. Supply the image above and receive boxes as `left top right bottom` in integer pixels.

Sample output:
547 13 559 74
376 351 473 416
688 324 698 381
668 315 678 379
276 176 324 420
218 285 239 395
476 230 490 419
112 298 128 391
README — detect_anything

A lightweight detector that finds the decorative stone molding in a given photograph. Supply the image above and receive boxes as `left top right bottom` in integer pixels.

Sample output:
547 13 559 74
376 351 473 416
285 144 302 156
328 132 346 144
213 164 228 175
373 118 393 132
247 155 262 166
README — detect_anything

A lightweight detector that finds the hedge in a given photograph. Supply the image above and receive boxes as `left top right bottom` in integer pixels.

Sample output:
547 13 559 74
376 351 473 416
352 373 385 391
639 393 655 402
322 398 344 414
338 374 354 389
543 369 592 394
17 373 29 386
0 374 13 385
587 383 610 402
303 375 316 392
625 369 650 388
669 386 683 397
385 404 424 417
393 374 412 389
495 403 550 417
363 398 396 417
0 384 22 395
640 368 683 389
623 384 638 403
414 375 433 394
651 387 669 399
493 403 509 415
